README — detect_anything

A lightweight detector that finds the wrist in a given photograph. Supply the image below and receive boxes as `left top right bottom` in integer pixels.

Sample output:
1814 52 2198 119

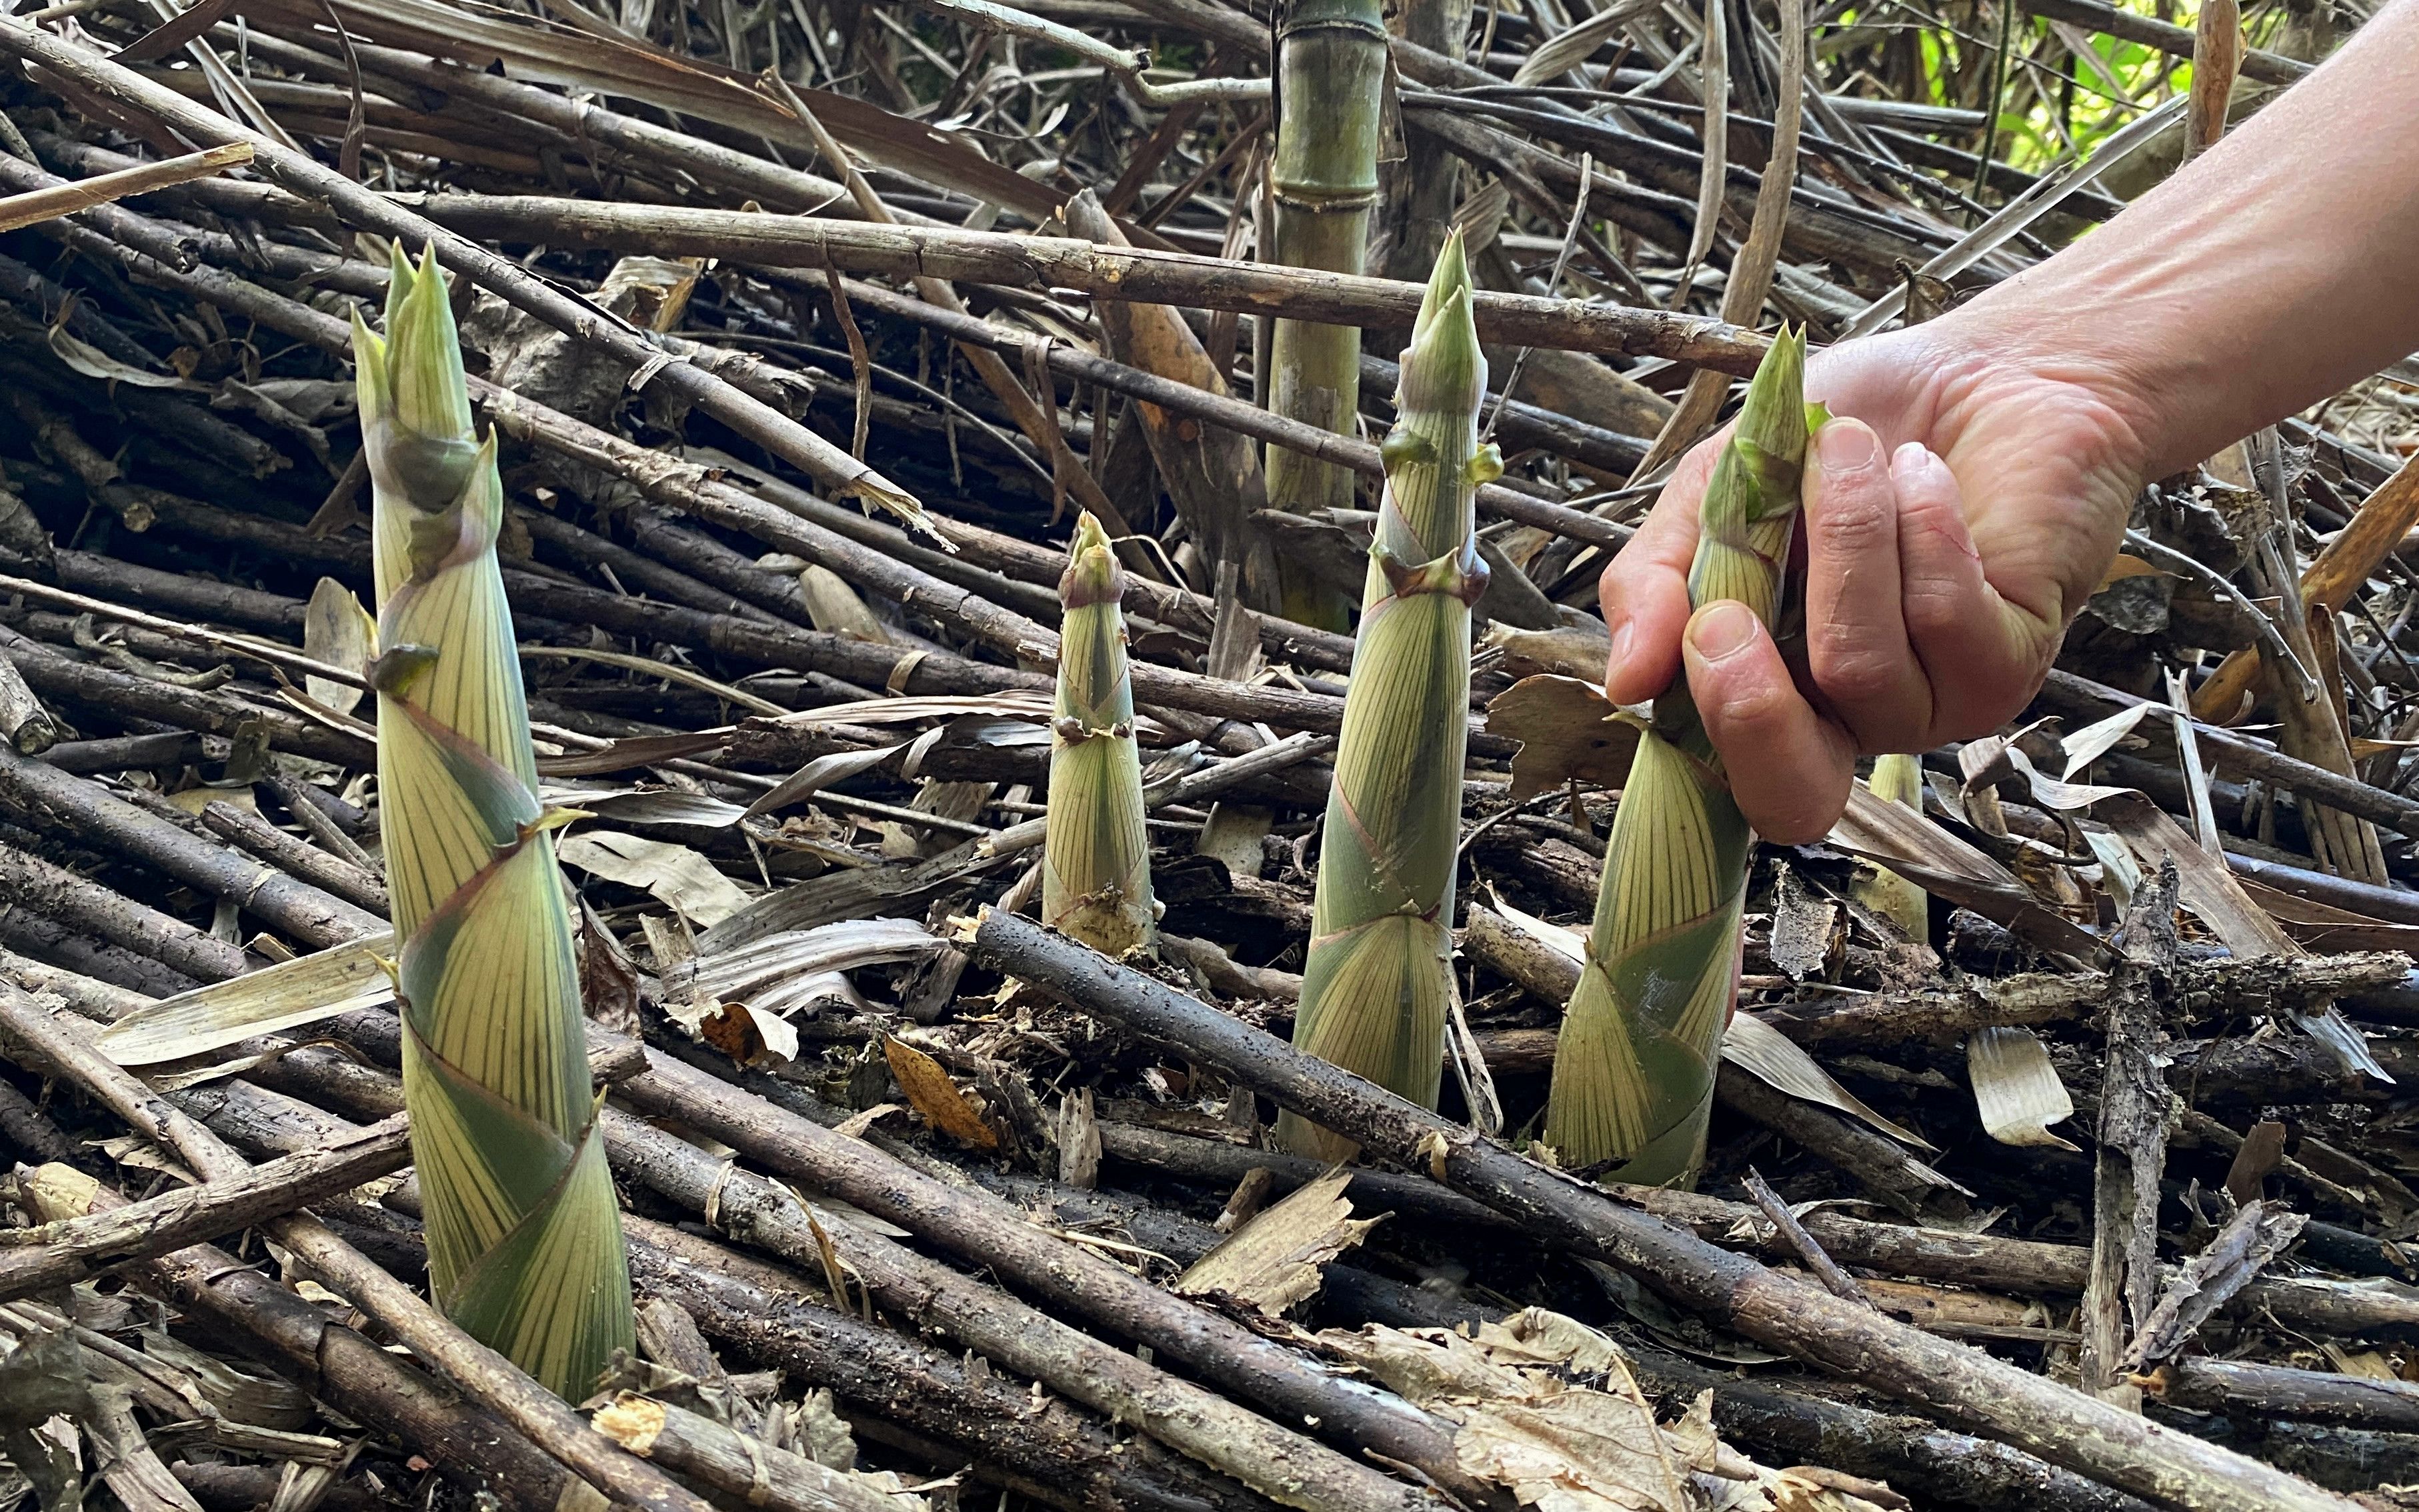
1930 282 2174 483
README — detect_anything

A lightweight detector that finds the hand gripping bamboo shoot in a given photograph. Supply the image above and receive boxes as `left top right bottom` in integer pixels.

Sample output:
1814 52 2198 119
1544 330 1816 1186
1278 233 1501 1159
1043 511 1157 957
356 246 635 1399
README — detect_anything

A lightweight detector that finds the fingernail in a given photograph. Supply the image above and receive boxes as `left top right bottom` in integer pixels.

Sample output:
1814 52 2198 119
1816 418 1878 474
1689 601 1757 661
1608 619 1634 675
1890 440 1941 487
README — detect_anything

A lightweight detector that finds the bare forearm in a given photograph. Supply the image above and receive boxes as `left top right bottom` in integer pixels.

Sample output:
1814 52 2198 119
1949 0 2419 478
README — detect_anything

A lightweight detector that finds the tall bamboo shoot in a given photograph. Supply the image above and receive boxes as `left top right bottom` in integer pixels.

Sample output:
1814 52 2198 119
358 245 635 1399
1278 233 1500 1159
1544 329 1815 1185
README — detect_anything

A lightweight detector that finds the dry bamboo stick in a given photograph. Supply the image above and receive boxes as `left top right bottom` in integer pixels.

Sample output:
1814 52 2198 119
0 985 718 1512
0 21 927 530
967 909 2366 1512
0 141 250 231
0 1115 410 1300
362 195 1766 371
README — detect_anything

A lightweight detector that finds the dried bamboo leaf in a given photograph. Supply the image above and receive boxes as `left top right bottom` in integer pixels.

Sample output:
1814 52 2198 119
1723 1015 1935 1151
1966 1026 2080 1152
1826 781 2106 962
1511 0 1662 86
557 830 755 927
1175 1166 1377 1315
302 576 374 716
1319 1310 1694 1512
99 934 397 1066
1485 674 1638 800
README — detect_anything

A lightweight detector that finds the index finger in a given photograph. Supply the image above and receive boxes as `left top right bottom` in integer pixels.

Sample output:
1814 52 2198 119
1599 431 1727 705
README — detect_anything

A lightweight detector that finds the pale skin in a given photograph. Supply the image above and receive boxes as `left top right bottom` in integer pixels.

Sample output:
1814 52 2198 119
1602 0 2419 843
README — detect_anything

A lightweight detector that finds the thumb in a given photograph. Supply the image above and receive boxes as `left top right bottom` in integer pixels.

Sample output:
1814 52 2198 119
1681 601 1854 845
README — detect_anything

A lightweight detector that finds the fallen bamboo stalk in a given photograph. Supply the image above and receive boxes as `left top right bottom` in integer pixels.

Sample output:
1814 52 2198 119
595 1099 1454 1512
0 169 1450 755
178 992 1468 1510
2009 0 2309 82
198 800 390 916
0 141 251 231
12 1180 624 1512
965 908 2366 1512
2150 1355 2419 1435
2193 450 2419 720
0 621 371 768
767 269 1630 549
0 748 382 949
0 1115 410 1300
967 1167 2150 1512
2038 669 2419 839
625 1219 1280 1512
369 195 1766 371
0 837 249 983
178 1060 1285 1512
590 1393 912 1512
609 1047 1470 1506
1 835 1452 1512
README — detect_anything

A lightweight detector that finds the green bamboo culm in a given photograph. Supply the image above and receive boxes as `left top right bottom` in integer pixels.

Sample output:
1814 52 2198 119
1278 233 1502 1159
357 245 635 1399
1266 0 1389 630
1543 328 1817 1186
1043 510 1157 957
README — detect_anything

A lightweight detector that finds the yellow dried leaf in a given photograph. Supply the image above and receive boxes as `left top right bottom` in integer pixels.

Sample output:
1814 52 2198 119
882 1036 997 1149
1485 675 1640 801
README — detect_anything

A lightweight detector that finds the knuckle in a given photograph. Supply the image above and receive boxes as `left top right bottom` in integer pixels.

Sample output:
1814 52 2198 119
1810 488 1895 555
1707 668 1796 733
1900 577 1966 641
1811 639 1904 708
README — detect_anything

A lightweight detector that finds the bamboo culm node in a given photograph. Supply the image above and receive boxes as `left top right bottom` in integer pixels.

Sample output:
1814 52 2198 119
357 243 636 1399
1544 328 1819 1186
1280 231 1502 1159
1265 0 1390 629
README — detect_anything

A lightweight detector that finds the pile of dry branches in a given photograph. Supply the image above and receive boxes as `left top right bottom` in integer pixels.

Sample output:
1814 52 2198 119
1 0 2418 1509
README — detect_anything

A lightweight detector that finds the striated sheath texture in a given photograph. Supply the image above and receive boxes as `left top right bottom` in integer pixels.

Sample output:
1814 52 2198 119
1544 329 1814 1185
1280 233 1501 1159
357 245 633 1399
1043 510 1157 957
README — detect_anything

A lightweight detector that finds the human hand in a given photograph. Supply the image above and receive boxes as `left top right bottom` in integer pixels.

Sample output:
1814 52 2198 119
1599 318 2155 843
